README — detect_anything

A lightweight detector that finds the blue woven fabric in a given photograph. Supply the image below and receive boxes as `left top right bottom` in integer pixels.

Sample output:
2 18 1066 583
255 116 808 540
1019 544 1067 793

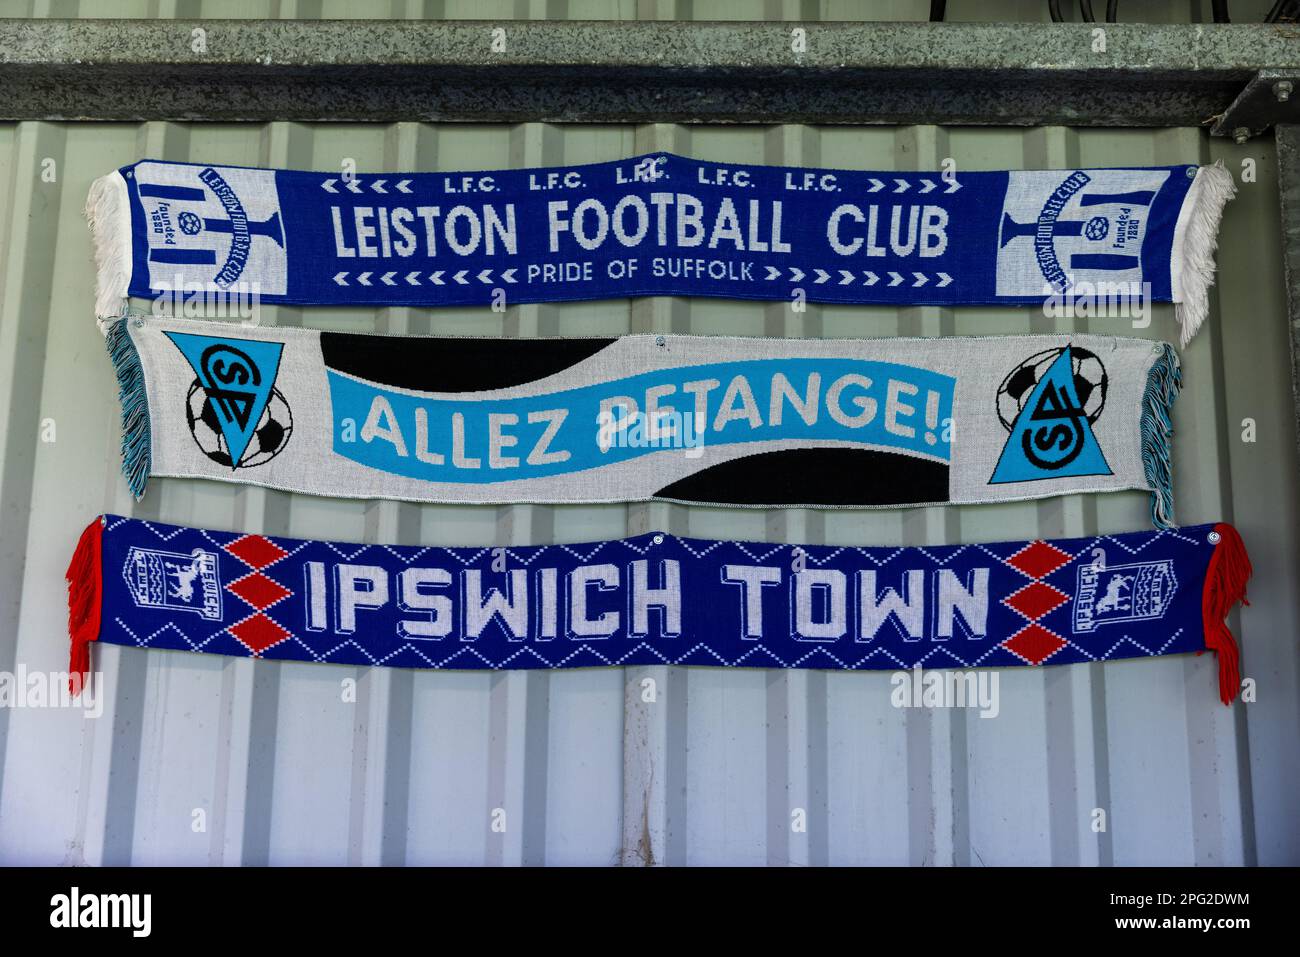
91 515 1221 675
108 154 1198 310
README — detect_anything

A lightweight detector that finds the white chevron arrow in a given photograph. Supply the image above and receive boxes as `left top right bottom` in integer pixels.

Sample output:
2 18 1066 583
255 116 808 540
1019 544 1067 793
395 179 413 194
453 270 469 285
345 179 363 194
839 270 855 285
945 179 962 193
863 271 879 286
813 269 830 284
765 266 781 280
887 271 904 287
867 178 886 193
371 179 387 194
356 271 372 286
789 267 805 283
429 271 445 285
893 179 910 193
321 178 338 193
380 271 397 286
936 272 953 288
912 272 928 287
477 269 493 284
500 268 517 284
333 271 348 286
405 271 421 286
919 179 936 194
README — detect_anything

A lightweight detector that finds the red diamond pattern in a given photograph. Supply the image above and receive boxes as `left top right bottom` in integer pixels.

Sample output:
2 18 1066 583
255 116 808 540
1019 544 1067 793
1002 623 1067 665
228 572 291 610
1005 540 1072 580
225 534 288 570
1003 580 1069 621
229 614 291 654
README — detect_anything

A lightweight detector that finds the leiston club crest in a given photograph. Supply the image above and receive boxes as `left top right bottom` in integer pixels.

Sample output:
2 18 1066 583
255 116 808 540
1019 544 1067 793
990 344 1112 484
165 331 293 470
995 168 1163 296
1073 559 1177 633
124 545 223 620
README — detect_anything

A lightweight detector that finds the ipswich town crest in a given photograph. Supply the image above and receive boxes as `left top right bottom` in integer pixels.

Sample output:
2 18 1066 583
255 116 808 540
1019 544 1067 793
123 546 223 620
1073 559 1177 634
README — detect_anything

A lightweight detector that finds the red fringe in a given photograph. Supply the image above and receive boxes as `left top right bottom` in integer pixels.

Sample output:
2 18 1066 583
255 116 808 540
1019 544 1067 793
1200 523 1252 705
65 517 104 696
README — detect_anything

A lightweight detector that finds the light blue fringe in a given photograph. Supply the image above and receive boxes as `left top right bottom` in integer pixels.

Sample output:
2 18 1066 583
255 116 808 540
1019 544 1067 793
105 318 150 500
1140 343 1181 529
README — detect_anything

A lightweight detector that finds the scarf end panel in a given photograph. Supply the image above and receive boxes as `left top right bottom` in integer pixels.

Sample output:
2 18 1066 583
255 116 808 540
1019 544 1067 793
1141 343 1181 529
65 517 104 696
85 170 133 330
1174 161 1237 348
1201 523 1252 705
105 318 152 500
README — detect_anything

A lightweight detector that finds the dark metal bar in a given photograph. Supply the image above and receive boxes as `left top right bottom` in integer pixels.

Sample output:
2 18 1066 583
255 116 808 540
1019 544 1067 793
0 19 1298 125
1274 124 1300 458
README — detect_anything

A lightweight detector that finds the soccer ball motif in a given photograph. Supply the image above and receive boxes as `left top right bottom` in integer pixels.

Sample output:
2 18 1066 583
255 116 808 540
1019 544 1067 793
178 211 203 235
1083 215 1109 241
996 347 1107 433
185 379 293 468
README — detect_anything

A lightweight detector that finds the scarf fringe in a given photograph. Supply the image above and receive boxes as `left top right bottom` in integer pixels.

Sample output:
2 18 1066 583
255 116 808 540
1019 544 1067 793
1201 522 1252 705
106 318 151 500
1140 342 1181 529
85 170 132 330
65 517 104 696
1176 162 1237 348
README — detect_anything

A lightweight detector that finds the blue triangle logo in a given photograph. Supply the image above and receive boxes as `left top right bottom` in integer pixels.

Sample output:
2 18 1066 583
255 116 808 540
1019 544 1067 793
165 331 284 468
990 346 1111 484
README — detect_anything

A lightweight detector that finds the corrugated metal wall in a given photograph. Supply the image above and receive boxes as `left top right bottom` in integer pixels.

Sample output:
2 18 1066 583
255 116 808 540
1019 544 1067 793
1 1 1297 866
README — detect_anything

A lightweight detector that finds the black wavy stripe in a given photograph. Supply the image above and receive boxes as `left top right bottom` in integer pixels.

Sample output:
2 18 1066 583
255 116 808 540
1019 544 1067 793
654 448 949 506
320 333 616 392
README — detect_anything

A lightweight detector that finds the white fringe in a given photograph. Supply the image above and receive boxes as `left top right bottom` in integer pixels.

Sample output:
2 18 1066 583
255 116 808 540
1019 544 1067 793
85 171 132 333
1174 161 1237 348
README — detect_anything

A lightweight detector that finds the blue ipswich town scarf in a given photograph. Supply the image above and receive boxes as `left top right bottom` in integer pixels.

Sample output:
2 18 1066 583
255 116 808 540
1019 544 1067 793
66 516 1252 704
87 154 1234 345
103 316 1183 525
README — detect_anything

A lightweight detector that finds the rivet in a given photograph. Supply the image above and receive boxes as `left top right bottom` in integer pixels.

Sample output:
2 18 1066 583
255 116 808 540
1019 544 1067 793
1232 127 1251 145
652 533 664 545
655 335 665 347
1208 530 1222 545
1186 166 1197 179
132 317 145 329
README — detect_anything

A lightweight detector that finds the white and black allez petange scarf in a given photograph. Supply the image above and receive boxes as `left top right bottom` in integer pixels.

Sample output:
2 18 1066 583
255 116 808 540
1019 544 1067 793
104 315 1182 525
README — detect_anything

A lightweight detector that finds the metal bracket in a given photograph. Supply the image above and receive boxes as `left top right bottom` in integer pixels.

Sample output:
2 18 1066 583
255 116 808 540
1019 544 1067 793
1213 69 1300 142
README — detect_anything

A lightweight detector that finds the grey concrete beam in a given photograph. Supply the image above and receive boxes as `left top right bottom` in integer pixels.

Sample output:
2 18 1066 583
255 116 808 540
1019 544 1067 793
1 19 1299 125
1274 124 1300 460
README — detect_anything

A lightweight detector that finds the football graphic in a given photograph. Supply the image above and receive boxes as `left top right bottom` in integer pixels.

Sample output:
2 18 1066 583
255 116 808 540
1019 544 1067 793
996 346 1108 433
185 379 293 468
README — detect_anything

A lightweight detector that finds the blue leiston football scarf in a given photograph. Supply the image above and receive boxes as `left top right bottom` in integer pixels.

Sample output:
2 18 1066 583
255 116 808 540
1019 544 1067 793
67 515 1252 704
87 154 1235 345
